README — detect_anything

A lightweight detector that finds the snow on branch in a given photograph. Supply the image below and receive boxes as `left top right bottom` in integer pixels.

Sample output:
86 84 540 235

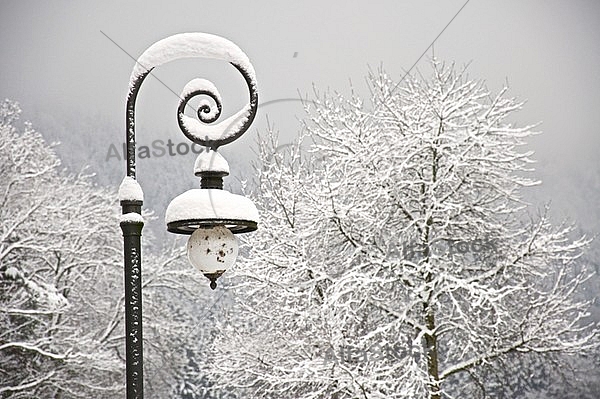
0 371 56 395
0 342 72 361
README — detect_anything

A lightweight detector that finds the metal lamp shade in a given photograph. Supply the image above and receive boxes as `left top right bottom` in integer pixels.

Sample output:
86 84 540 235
165 188 259 235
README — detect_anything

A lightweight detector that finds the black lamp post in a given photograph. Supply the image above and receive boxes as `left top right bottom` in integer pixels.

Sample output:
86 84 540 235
118 33 259 399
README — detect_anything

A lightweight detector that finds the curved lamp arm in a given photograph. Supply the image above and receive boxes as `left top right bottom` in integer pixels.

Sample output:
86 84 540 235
125 32 258 178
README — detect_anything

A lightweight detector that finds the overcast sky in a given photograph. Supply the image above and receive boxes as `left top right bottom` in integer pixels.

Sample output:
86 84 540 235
1 0 599 233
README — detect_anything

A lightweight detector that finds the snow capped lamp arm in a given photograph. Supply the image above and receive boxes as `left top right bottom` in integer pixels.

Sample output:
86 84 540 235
125 32 259 178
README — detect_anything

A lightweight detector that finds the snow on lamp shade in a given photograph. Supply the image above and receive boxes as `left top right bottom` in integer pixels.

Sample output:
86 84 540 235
165 189 259 234
187 226 238 289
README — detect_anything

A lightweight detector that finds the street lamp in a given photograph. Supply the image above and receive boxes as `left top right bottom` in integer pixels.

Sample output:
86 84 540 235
118 33 259 399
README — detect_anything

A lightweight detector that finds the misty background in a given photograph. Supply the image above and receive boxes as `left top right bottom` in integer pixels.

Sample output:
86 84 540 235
1 1 598 264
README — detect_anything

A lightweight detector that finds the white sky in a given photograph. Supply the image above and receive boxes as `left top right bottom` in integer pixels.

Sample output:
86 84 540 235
1 0 599 232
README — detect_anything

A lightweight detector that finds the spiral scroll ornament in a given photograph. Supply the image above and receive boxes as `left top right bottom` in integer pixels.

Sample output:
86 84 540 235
176 71 257 149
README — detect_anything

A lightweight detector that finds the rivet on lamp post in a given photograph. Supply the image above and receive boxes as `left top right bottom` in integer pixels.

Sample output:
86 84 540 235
118 33 259 399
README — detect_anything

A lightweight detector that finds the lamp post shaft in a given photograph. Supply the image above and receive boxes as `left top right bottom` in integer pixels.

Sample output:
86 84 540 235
120 201 144 399
120 33 259 397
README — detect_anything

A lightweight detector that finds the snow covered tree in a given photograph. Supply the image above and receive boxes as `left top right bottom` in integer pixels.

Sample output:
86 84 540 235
0 99 125 397
0 99 217 398
203 61 599 398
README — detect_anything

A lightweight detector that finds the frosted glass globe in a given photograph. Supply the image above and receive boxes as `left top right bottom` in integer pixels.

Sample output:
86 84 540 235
187 226 238 288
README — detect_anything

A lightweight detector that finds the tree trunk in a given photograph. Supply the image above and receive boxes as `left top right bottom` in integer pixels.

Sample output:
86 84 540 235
425 127 441 399
424 301 441 399
422 254 441 398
